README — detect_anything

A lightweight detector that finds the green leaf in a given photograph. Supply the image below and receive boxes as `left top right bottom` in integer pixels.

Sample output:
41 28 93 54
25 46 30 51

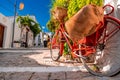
16 15 41 37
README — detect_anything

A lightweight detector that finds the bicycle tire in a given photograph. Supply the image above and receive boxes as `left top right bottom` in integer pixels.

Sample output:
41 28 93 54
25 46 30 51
50 32 61 61
80 16 120 77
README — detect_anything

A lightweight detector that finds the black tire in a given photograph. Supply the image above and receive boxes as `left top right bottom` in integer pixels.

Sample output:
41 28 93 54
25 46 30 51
50 32 61 61
80 16 120 77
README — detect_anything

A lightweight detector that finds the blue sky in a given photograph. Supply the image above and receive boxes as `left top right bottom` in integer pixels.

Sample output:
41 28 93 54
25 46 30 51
0 0 51 32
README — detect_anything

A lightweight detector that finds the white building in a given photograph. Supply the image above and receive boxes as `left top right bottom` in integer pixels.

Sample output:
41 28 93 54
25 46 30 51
0 13 12 48
35 32 52 47
35 32 44 47
0 13 35 48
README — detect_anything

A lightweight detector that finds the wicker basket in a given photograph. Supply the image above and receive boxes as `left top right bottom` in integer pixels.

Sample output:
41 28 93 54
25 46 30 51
52 7 67 22
65 4 104 42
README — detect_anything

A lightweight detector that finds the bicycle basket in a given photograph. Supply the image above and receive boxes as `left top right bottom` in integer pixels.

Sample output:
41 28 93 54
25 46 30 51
51 6 67 22
65 4 104 42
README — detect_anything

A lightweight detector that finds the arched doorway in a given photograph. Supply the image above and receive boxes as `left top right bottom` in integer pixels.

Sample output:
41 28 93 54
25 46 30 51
0 25 4 47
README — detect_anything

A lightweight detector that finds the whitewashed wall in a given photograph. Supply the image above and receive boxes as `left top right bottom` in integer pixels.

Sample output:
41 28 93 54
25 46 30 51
35 32 44 47
0 13 12 48
28 30 34 47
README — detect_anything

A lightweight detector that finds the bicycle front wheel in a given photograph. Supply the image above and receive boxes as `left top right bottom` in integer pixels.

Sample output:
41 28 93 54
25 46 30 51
50 32 61 61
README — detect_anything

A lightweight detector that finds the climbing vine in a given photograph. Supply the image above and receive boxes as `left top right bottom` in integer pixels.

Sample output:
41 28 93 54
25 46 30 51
16 15 41 37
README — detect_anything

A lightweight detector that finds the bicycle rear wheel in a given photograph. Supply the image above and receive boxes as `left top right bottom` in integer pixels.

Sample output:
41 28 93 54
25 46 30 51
50 32 61 61
80 16 120 76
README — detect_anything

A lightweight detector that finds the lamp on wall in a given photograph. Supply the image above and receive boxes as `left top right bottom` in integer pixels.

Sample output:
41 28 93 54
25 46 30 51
19 2 24 10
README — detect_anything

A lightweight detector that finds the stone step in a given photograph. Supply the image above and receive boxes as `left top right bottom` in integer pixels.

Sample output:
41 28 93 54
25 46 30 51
0 66 87 72
0 48 49 53
0 71 120 80
0 47 48 50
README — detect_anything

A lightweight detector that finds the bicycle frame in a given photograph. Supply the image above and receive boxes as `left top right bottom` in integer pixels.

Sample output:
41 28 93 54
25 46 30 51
52 4 120 59
55 22 97 58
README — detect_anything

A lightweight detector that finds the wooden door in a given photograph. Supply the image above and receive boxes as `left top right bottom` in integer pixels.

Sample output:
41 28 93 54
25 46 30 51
25 31 28 47
0 25 4 47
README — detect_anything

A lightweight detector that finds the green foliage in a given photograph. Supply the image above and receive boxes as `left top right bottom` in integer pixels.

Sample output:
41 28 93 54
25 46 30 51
29 22 41 37
16 15 41 37
63 40 73 55
16 16 30 26
46 17 59 32
63 43 69 55
47 0 103 31
68 0 103 18
51 0 69 10
47 0 70 32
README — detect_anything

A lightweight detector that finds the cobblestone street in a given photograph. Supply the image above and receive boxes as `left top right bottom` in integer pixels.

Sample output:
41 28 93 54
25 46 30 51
0 48 82 67
0 48 120 80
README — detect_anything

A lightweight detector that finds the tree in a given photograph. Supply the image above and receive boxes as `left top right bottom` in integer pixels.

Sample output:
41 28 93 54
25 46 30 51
47 0 103 31
46 17 59 32
16 15 41 38
47 0 70 32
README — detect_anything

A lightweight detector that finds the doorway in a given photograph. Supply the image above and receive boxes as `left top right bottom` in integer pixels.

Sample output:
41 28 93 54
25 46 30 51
0 25 4 47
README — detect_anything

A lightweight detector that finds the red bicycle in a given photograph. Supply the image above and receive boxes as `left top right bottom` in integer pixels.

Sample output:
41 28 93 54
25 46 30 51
50 5 120 76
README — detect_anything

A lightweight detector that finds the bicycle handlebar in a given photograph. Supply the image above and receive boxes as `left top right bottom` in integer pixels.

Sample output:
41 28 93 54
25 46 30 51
103 4 114 15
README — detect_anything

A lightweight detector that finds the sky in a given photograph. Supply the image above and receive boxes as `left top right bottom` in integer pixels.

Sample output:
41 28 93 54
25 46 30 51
0 0 51 32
